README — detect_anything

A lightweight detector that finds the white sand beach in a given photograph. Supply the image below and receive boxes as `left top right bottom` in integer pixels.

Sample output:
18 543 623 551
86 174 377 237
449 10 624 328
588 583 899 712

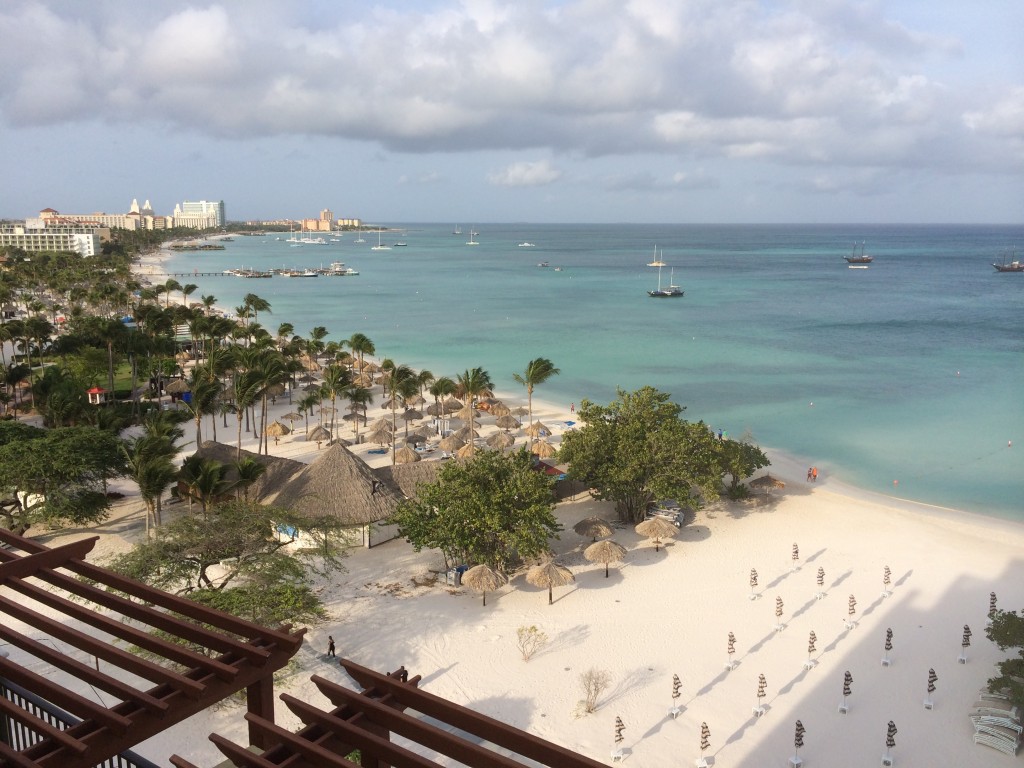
14 250 1023 766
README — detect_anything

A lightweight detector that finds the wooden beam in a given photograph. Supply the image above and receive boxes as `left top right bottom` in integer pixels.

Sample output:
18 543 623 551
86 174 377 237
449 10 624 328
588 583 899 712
0 695 89 753
242 714 362 768
0 537 97 581
246 676 276 749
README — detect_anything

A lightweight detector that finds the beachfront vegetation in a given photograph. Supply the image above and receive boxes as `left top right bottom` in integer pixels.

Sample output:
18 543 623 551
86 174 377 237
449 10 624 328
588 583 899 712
390 448 559 574
0 421 125 535
106 498 347 627
516 625 549 661
513 357 560 427
559 386 723 523
719 433 771 498
986 609 1024 708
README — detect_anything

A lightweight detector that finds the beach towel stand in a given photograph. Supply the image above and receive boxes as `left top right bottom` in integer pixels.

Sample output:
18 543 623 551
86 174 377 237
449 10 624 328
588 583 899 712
611 748 624 762
789 757 803 767
695 758 709 768
724 660 737 671
844 620 858 630
752 705 766 718
749 593 760 601
958 654 968 664
924 698 934 710
881 658 892 667
815 591 826 600
803 659 816 670
838 703 849 715
881 756 894 766
881 590 891 598
670 706 682 719
774 623 786 633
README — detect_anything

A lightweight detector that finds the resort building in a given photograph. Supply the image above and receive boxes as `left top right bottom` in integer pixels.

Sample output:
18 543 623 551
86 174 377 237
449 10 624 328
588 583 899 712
173 199 225 228
0 223 102 256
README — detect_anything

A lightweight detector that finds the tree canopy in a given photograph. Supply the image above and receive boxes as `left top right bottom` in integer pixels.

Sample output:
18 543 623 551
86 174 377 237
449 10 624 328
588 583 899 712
558 386 723 523
986 609 1024 708
390 448 560 575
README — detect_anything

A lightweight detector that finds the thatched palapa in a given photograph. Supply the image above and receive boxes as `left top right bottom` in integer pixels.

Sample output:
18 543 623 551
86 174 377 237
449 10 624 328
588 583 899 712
190 441 306 503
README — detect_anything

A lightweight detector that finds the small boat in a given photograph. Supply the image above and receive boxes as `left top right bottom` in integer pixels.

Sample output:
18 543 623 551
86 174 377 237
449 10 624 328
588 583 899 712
453 225 462 235
354 231 366 243
393 242 408 247
844 242 874 264
518 242 536 247
371 230 391 251
537 261 550 268
648 265 683 298
553 267 563 272
647 245 666 267
993 249 1024 272
466 228 479 245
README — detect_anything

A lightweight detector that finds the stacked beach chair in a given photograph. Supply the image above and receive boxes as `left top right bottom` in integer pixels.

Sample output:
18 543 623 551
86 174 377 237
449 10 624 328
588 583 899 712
969 689 1021 756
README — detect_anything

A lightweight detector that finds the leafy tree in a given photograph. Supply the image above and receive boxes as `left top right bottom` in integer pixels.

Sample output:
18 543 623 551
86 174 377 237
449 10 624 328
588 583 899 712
106 499 348 627
390 448 559 574
558 387 721 523
718 435 771 497
986 609 1024 708
0 425 125 535
513 357 560 427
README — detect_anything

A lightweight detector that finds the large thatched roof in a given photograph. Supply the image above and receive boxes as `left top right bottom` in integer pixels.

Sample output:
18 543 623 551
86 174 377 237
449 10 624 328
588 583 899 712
373 461 445 499
191 441 306 503
272 443 401 525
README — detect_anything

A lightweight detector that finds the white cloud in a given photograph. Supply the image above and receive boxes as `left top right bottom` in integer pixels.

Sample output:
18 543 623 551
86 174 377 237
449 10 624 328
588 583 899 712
488 160 561 187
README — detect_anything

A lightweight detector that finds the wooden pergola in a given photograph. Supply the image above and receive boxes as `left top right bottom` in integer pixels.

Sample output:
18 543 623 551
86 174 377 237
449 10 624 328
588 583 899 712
173 658 608 768
0 528 304 768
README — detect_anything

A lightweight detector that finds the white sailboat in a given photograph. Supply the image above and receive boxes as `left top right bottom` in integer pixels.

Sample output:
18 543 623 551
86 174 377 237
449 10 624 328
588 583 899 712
648 263 683 297
453 225 462 235
647 244 666 267
466 228 479 245
353 230 366 243
371 229 391 251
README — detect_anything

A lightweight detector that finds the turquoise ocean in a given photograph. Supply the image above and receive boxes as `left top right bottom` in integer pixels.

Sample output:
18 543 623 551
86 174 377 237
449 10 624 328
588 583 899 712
159 224 1024 520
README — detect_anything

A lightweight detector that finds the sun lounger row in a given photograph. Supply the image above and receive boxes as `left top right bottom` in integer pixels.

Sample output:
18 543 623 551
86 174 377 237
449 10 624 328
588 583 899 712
970 689 1021 756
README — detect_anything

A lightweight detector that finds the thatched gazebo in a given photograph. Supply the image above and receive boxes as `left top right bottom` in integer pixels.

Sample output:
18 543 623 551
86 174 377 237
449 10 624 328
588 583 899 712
525 421 551 438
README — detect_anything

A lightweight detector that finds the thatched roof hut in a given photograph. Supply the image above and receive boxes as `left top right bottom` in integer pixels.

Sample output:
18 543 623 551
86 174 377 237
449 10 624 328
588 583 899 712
373 461 445 500
272 443 401 526
190 441 306 503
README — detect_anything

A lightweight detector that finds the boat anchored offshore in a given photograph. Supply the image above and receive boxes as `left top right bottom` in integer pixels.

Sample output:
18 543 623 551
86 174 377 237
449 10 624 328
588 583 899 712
648 264 683 298
844 242 874 264
993 249 1024 272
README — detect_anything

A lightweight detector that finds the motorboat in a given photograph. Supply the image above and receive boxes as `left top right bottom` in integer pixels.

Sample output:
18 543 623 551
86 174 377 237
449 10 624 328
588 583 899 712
519 242 536 247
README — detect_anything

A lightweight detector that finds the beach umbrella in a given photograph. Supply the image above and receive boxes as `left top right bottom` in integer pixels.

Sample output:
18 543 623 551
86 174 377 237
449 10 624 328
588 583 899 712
671 674 682 706
726 631 737 670
297 373 318 384
584 539 627 578
494 414 521 430
960 624 972 662
308 424 331 448
453 404 479 421
353 373 373 387
443 396 464 410
380 396 401 410
368 417 395 432
808 630 817 660
526 560 575 605
401 408 423 422
266 383 286 400
412 424 435 439
883 628 894 664
749 567 759 599
302 383 321 392
882 565 892 597
406 393 425 406
486 431 516 450
461 564 506 606
438 434 465 452
884 721 897 763
265 420 290 445
815 566 826 599
454 425 480 441
456 442 478 459
525 421 551 438
342 412 367 425
840 670 853 712
574 516 613 541
512 405 529 417
754 674 767 715
367 428 392 447
748 474 785 495
792 542 799 569
164 379 189 395
793 720 806 762
426 402 444 417
282 411 302 422
634 516 678 552
699 722 710 762
405 433 427 446
491 403 512 417
394 445 421 464
988 591 998 621
925 668 937 708
613 716 625 749
530 439 557 458
846 594 857 627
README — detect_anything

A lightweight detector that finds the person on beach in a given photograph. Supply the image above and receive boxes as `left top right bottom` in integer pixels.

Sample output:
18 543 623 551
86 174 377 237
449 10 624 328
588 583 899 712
570 402 575 413
807 467 813 482
811 467 818 482
327 635 336 657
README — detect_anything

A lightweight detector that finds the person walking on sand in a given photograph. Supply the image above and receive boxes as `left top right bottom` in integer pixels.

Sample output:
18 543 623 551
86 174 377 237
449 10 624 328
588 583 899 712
570 402 575 413
811 467 818 482
327 635 336 658
807 467 813 482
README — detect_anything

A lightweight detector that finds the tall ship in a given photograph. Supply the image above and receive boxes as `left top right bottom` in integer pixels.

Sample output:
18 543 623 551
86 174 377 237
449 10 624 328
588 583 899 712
992 249 1023 272
844 242 874 264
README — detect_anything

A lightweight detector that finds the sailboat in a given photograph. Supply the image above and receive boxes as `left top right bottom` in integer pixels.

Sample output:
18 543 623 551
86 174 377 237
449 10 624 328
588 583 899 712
286 221 301 244
844 241 873 264
353 230 366 243
648 264 683 297
647 244 666 267
453 225 462 235
466 228 479 245
371 229 391 251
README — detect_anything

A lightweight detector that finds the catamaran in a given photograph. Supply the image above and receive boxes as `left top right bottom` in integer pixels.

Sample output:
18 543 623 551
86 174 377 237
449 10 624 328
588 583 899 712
371 230 391 251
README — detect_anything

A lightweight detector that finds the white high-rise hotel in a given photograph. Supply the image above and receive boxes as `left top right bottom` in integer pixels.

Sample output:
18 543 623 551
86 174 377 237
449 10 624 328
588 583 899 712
172 200 226 228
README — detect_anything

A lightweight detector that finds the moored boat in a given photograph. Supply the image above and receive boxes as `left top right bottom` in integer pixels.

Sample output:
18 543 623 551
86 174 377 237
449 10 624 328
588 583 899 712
844 242 874 264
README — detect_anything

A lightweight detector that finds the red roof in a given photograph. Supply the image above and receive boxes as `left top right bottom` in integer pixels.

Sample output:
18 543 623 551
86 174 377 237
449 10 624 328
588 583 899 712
86 387 107 394
39 207 58 213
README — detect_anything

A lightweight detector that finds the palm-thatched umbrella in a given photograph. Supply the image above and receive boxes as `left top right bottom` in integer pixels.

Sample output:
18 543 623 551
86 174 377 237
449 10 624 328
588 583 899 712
381 396 401 410
574 516 614 542
342 412 367 426
495 414 521 430
412 424 435 439
526 560 575 605
405 433 428 446
525 421 551 438
426 402 444 417
749 474 786 496
368 418 394 433
438 434 465 452
486 431 515 450
491 403 512 417
362 361 381 373
164 379 190 395
353 373 373 387
512 406 529 417
635 516 679 552
297 373 318 384
282 411 302 423
454 425 480 441
443 396 464 411
530 439 557 458
265 420 291 445
406 393 426 406
401 408 423 422
453 404 479 422
585 539 627 577
456 442 477 459
266 383 286 401
366 427 392 447
461 564 507 606
308 424 331 448
394 445 421 464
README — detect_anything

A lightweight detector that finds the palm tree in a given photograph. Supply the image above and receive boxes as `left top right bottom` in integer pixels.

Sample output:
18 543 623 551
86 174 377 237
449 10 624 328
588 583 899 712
162 278 182 308
233 456 267 501
178 455 231 517
456 367 494 456
346 385 373 442
513 358 560 427
428 375 456 434
243 293 272 329
347 332 375 373
320 364 351 442
382 364 416 464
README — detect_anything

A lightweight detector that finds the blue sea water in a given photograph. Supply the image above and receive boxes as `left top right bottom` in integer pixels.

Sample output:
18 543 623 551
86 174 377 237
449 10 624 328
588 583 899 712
161 223 1024 520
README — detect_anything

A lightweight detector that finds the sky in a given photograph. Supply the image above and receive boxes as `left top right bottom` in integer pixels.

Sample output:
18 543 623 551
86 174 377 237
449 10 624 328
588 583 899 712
1 0 1021 224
